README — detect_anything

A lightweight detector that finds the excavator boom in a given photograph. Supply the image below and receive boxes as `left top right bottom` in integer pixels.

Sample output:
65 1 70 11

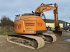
35 3 59 30
35 3 56 13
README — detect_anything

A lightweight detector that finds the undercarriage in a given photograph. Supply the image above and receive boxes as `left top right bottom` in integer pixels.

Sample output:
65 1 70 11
7 31 57 49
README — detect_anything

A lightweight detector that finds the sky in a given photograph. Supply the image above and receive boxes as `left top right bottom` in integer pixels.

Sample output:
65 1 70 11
0 0 70 23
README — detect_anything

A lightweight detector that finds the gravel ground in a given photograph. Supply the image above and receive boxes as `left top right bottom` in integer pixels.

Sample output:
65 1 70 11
0 31 70 52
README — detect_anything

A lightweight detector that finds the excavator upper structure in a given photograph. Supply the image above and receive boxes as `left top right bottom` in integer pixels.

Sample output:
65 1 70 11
7 3 62 49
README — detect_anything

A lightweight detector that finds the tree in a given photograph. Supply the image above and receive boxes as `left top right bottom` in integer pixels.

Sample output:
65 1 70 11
1 16 14 27
0 16 14 35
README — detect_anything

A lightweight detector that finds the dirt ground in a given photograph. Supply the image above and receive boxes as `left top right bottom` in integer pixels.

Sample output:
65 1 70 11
0 31 70 52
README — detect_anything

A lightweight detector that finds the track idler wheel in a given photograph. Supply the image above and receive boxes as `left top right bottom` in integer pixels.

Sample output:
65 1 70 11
29 39 38 48
43 32 57 43
43 35 53 43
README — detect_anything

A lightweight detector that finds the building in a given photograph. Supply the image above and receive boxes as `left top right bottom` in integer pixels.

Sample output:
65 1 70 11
43 19 70 28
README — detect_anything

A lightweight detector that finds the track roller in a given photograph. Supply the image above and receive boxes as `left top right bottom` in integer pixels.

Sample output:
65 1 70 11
7 35 45 49
43 32 57 43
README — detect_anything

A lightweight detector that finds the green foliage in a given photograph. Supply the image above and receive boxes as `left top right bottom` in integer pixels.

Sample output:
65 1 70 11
0 16 16 35
1 16 14 27
0 27 16 35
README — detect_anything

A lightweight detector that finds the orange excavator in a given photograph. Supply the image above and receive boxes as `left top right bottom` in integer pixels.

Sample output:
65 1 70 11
7 3 62 49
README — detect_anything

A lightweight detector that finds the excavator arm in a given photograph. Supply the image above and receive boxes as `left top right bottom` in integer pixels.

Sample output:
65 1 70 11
34 3 62 35
35 3 56 13
35 3 58 30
